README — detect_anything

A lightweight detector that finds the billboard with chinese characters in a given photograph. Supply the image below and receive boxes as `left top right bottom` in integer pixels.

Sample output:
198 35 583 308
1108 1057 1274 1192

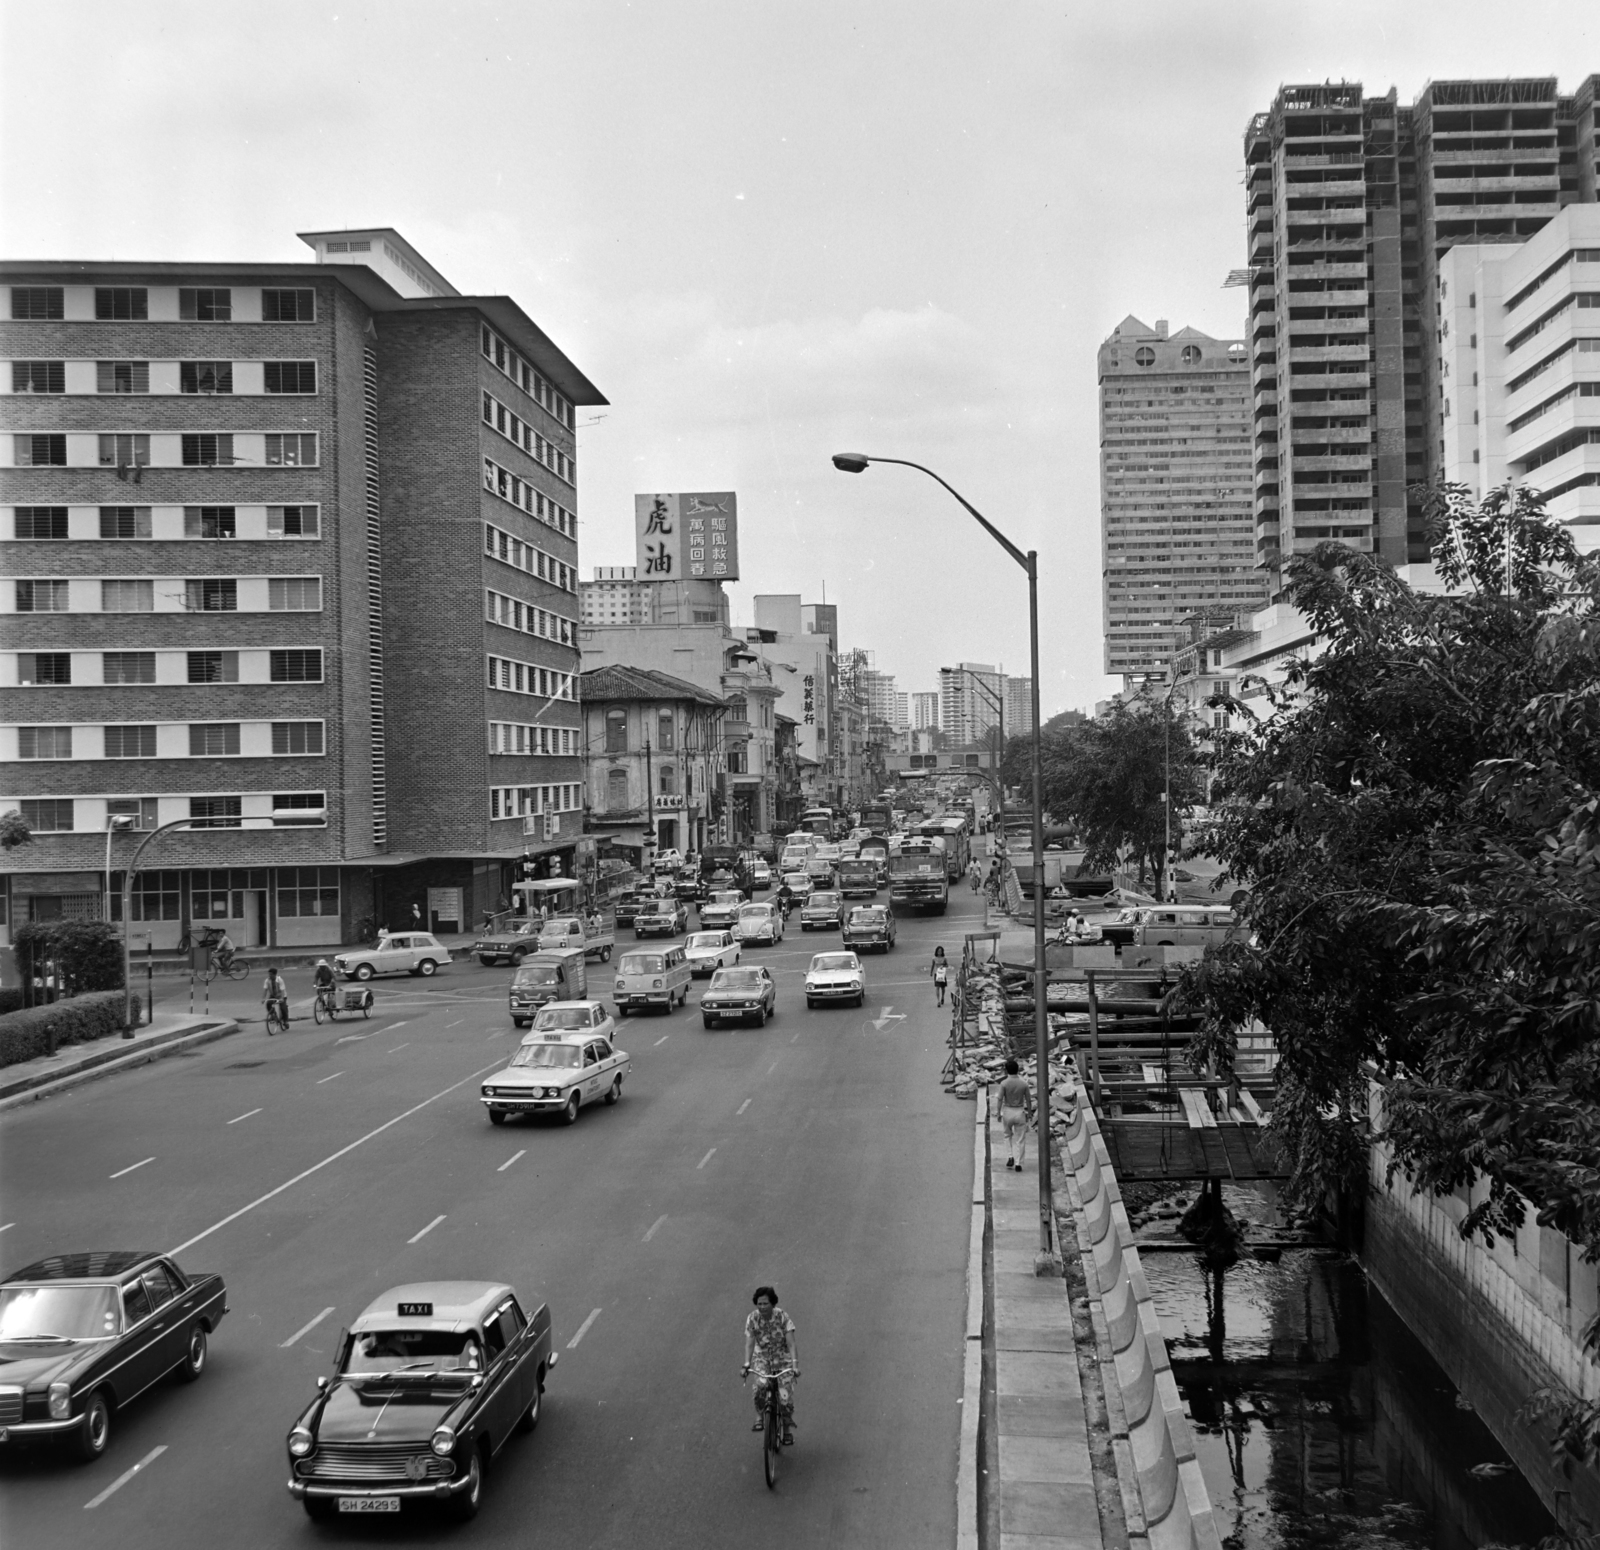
634 492 740 581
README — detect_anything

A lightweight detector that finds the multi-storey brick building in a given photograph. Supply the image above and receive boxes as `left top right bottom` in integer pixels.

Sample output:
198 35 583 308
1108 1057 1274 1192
1 228 603 948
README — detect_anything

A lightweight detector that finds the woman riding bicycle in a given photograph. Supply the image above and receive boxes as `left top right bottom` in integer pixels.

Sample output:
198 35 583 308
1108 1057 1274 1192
742 1286 799 1446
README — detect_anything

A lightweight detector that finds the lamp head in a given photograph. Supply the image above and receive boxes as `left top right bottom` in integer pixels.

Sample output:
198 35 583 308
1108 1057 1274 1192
831 453 870 474
107 815 136 832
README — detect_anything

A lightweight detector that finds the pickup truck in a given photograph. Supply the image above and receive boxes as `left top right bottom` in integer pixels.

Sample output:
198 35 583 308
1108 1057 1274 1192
536 916 615 963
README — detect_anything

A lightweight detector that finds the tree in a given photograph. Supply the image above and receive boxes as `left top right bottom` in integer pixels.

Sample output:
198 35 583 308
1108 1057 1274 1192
13 920 126 998
1174 483 1600 1456
0 809 32 851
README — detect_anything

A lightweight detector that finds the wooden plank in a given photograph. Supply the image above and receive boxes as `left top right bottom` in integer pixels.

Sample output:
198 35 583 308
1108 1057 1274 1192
1236 1089 1266 1126
1141 1063 1165 1086
1178 1088 1211 1130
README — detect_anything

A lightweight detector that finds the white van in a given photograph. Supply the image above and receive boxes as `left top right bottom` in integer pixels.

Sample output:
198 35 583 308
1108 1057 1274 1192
614 945 691 1015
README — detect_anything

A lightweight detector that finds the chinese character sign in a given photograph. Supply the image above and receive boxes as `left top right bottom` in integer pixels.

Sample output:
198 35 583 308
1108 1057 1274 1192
634 492 740 580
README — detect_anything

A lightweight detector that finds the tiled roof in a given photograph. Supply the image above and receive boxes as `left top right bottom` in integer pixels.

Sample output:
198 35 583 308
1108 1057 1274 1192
578 664 727 708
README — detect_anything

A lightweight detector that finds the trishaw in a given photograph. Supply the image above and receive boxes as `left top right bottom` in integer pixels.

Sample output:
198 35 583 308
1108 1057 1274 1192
312 985 375 1023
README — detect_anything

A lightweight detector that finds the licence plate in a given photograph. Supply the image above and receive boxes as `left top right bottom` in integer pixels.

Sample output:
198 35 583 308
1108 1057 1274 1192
339 1497 400 1513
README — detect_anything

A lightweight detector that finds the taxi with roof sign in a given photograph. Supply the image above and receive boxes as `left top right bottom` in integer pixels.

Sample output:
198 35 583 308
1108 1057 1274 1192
479 1002 630 1126
285 1280 554 1522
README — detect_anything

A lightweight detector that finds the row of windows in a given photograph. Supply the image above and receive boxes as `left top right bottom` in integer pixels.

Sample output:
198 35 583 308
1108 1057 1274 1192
14 793 326 832
482 391 574 484
488 721 576 757
481 324 573 428
482 457 576 539
9 286 314 322
11 721 324 760
485 589 576 647
10 505 319 541
1506 292 1600 355
15 649 323 685
487 655 574 701
489 784 580 820
13 576 322 613
484 522 575 592
10 360 317 395
12 432 319 467
102 866 338 919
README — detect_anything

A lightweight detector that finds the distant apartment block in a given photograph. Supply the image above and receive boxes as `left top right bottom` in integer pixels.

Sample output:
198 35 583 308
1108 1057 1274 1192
1003 675 1035 736
911 691 939 731
939 662 1005 744
581 565 654 625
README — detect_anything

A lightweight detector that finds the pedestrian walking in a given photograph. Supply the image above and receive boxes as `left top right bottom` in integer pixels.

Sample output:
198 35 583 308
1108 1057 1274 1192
931 946 949 1007
967 859 981 892
995 1057 1033 1170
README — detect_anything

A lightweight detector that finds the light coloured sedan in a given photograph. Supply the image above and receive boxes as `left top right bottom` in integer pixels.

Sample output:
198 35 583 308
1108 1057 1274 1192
335 932 451 981
780 871 814 903
735 901 784 945
479 1001 630 1126
805 950 865 1009
684 930 742 976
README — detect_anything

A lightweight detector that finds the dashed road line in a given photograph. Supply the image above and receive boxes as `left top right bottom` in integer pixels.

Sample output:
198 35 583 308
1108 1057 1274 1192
84 1445 167 1510
408 1214 446 1244
643 1214 668 1242
110 1157 154 1179
227 1108 263 1125
486 1030 507 1039
387 1043 410 1053
445 1018 464 1028
281 1306 336 1348
768 1061 779 1075
386 1022 410 1032
567 1308 603 1349
737 1099 751 1115
498 1149 526 1172
653 1035 670 1046
697 1148 716 1169
790 1031 800 1044
335 1032 375 1044
316 1071 344 1084
0 1223 13 1234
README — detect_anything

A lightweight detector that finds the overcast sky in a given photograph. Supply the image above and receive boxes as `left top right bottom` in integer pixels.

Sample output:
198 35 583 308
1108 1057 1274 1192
3 0 1593 716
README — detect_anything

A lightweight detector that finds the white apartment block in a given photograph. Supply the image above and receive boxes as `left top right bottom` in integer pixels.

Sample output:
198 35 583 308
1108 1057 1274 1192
911 691 939 731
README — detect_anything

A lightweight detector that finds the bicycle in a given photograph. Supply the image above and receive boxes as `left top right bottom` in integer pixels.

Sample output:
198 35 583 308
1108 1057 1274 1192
208 951 250 982
742 1365 797 1488
264 998 289 1036
311 983 338 1025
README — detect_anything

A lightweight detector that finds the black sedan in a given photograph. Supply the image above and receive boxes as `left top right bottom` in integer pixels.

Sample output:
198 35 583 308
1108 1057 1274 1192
0 1250 227 1461
287 1281 554 1522
700 965 778 1028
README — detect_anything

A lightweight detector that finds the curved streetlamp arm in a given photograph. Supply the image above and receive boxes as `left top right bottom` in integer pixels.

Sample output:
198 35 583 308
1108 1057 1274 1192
844 456 1032 575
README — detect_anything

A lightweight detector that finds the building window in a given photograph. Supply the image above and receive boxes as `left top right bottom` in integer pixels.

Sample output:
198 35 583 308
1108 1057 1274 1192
264 361 317 394
97 361 150 394
104 651 155 684
102 579 154 612
187 650 239 684
179 288 232 321
15 506 69 539
95 287 148 320
270 649 322 682
261 288 315 322
1135 346 1156 366
100 506 153 539
268 577 321 611
18 726 72 759
98 433 151 468
267 504 318 537
271 720 324 754
181 433 234 466
656 711 675 752
16 434 66 466
659 764 676 795
189 795 242 828
265 433 317 466
185 578 237 611
11 287 64 320
106 797 159 831
1180 344 1203 365
20 798 74 832
272 792 326 826
16 579 69 612
604 709 628 753
184 505 236 539
12 361 64 394
104 724 157 758
606 768 629 811
179 361 234 395
189 723 242 757
278 865 338 917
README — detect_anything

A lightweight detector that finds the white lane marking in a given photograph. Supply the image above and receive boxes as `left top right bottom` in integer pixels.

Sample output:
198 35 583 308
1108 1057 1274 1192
567 1307 603 1349
486 1030 507 1039
444 1018 463 1028
737 1099 751 1115
110 1157 154 1179
790 1031 800 1044
0 1222 13 1233
316 1071 344 1084
653 1035 670 1046
768 1061 779 1075
335 1032 374 1044
408 1214 446 1244
387 1043 410 1053
498 1149 526 1172
166 1060 504 1257
227 1108 263 1125
872 1006 907 1030
84 1445 167 1510
643 1214 668 1242
281 1306 336 1348
697 1148 716 1170
386 1022 409 1032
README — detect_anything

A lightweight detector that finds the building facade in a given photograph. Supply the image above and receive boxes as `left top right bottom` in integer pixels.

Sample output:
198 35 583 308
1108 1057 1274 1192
1097 317 1262 688
911 691 939 731
1003 675 1035 737
1 228 602 946
939 662 1005 745
580 565 653 625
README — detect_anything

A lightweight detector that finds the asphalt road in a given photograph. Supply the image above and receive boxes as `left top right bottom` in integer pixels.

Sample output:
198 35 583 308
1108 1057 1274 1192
0 885 983 1548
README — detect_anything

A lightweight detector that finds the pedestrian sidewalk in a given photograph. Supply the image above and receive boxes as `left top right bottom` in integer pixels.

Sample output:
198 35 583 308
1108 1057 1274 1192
0 1011 238 1112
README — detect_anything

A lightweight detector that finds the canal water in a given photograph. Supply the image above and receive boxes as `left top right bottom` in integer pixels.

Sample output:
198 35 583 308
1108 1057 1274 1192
1141 1197 1557 1550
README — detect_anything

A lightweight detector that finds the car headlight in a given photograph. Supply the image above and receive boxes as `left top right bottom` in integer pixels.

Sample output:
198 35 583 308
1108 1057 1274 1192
430 1424 456 1457
615 979 626 990
47 1381 71 1420
652 978 663 988
289 1425 315 1458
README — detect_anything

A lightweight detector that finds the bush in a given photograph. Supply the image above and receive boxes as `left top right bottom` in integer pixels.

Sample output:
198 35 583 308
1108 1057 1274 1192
13 921 125 996
0 988 24 1017
0 992 142 1069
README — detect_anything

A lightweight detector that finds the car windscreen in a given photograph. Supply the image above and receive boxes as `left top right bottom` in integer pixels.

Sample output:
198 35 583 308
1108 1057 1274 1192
344 1329 484 1375
511 1042 582 1068
848 910 884 924
513 965 561 985
782 874 809 886
545 919 579 932
620 954 665 974
710 969 764 989
809 893 840 907
737 904 770 918
710 893 742 905
534 1007 594 1029
687 934 724 949
812 954 858 972
0 1284 120 1341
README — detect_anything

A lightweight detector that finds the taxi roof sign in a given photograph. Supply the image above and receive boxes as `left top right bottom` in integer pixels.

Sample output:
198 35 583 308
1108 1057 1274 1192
397 1301 433 1317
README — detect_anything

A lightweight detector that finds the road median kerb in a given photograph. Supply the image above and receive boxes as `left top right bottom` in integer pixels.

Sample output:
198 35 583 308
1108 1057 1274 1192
0 1016 240 1112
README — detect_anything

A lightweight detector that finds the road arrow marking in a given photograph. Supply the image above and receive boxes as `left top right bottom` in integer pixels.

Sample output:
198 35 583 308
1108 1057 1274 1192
872 1006 907 1031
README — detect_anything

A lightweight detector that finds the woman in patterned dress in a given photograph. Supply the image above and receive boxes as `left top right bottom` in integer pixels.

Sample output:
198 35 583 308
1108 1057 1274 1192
742 1286 800 1445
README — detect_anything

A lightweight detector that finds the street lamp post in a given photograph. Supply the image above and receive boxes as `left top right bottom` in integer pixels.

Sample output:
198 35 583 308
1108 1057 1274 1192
833 453 1056 1260
120 817 206 1036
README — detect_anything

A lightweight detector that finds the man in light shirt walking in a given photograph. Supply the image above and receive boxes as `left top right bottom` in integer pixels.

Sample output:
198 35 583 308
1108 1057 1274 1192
995 1057 1033 1171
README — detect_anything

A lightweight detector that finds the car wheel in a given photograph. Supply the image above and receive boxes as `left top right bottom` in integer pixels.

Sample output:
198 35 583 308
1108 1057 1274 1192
304 1496 337 1522
72 1390 111 1462
417 958 438 977
702 1017 714 1029
855 993 865 1008
449 1447 485 1521
562 1092 581 1126
755 1007 767 1027
513 1018 528 1029
806 997 816 1010
518 1372 544 1433
511 948 526 966
478 955 495 968
489 1109 507 1126
177 1322 207 1382
355 962 374 981
600 946 611 963
604 1076 622 1105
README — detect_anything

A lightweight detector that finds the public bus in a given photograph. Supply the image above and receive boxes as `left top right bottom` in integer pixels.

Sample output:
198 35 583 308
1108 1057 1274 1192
916 817 970 882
